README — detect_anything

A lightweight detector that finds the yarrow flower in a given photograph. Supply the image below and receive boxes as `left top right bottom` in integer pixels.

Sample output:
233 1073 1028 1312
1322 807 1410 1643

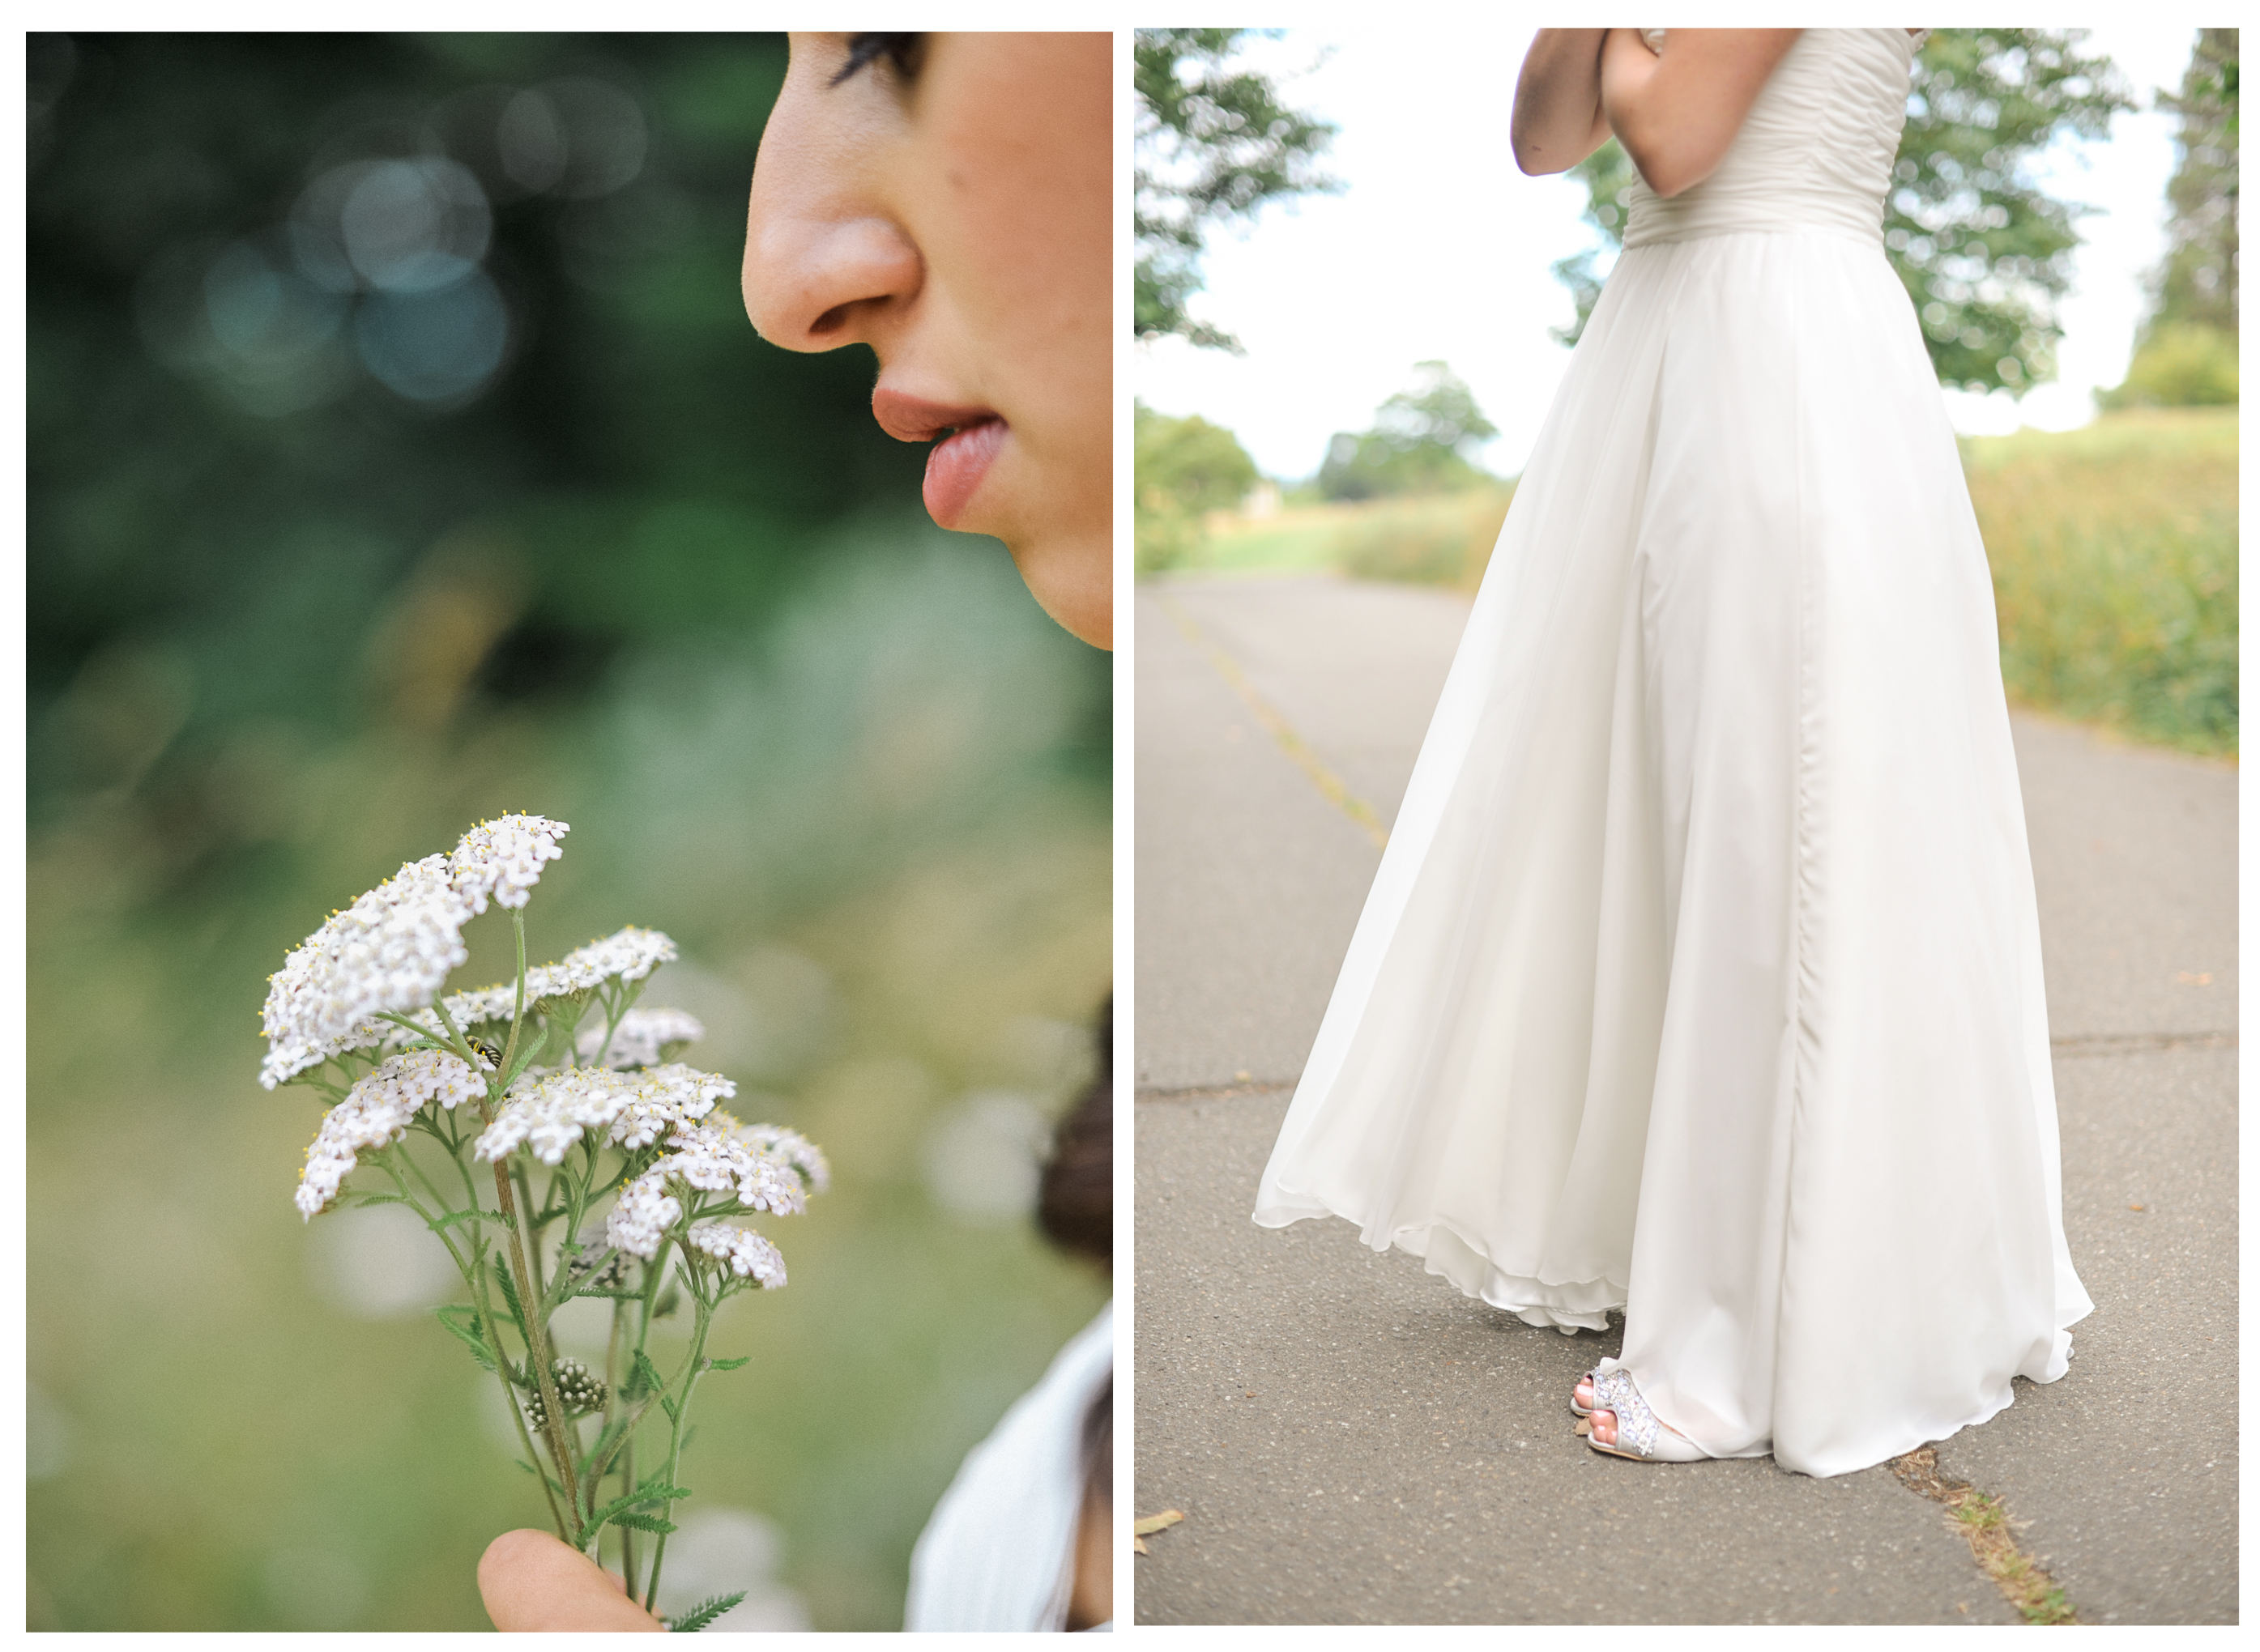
376 927 684 1057
260 854 475 1088
684 1220 787 1287
608 1063 736 1151
662 1121 809 1216
581 1007 706 1069
292 1050 488 1218
261 815 569 1088
606 1168 683 1259
263 811 822 1557
723 1120 831 1196
533 927 678 996
450 815 569 914
601 1114 816 1261
474 1062 733 1166
524 1356 607 1432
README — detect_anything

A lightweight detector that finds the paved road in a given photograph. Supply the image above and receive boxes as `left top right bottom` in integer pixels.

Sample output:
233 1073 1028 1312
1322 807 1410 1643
1133 574 2237 1625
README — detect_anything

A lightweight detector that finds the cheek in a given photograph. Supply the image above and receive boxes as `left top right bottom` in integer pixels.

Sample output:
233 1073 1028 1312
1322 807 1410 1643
923 94 1109 477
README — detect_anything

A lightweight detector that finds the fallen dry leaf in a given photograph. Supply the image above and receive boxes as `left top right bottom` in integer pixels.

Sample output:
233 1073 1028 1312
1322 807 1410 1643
1134 1509 1185 1537
1133 1537 1148 1556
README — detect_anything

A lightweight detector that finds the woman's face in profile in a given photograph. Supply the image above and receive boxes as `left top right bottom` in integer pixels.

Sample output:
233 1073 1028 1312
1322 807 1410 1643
743 33 1111 649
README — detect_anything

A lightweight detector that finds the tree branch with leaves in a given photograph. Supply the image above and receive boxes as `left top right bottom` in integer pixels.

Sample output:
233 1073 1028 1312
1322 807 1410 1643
1135 28 1340 351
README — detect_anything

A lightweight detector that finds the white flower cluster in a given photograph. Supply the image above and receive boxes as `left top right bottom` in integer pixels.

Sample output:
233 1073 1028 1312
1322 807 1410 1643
662 1121 810 1216
473 1063 733 1166
377 927 683 1054
684 1220 787 1288
261 855 471 1089
730 1122 831 1196
370 1047 491 1111
451 815 568 913
581 1007 706 1069
606 1172 681 1259
260 815 569 1088
293 1050 488 1217
608 1063 737 1150
602 1117 821 1263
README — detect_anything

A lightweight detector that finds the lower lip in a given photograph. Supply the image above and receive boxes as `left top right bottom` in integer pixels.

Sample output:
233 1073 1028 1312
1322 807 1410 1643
922 419 1008 528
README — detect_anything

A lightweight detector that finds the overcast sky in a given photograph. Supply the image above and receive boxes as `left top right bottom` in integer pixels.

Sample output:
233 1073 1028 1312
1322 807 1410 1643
1136 27 2202 482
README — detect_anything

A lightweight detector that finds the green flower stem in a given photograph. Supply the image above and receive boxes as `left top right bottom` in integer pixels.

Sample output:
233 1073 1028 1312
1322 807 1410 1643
427 991 585 1526
642 1281 719 1616
395 1134 471 1235
490 1152 583 1538
603 1291 633 1583
373 1156 474 1282
379 1145 570 1542
515 1163 548 1300
634 1234 676 1358
498 910 531 1077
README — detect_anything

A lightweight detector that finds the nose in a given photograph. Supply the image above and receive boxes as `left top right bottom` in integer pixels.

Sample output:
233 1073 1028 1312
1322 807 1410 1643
742 213 921 351
741 80 922 353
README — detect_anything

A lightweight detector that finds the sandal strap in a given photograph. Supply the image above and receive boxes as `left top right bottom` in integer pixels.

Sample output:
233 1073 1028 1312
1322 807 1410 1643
1591 1366 1663 1458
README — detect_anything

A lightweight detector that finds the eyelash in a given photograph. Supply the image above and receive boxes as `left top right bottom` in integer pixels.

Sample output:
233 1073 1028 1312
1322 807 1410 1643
829 32 925 89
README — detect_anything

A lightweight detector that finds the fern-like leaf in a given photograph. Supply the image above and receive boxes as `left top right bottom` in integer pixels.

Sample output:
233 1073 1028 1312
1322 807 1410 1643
434 1305 497 1372
492 1257 526 1330
667 1591 747 1633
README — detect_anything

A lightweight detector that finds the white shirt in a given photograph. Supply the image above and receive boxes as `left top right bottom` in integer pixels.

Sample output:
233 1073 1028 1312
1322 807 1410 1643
904 1302 1113 1631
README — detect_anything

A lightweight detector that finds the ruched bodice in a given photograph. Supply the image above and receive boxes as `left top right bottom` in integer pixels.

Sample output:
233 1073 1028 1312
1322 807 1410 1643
1623 29 1917 249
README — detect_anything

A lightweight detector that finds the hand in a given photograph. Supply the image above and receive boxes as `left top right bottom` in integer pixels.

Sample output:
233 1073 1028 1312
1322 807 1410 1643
478 1529 668 1632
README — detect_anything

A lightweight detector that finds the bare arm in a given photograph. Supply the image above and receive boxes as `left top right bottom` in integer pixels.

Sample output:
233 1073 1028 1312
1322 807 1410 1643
1600 28 1802 198
1511 29 1611 176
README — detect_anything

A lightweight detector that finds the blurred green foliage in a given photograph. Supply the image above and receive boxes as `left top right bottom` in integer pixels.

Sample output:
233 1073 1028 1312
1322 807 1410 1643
1133 28 1338 350
28 32 1111 1632
1133 401 1259 573
1316 361 1499 502
1554 30 2132 396
2104 29 2237 407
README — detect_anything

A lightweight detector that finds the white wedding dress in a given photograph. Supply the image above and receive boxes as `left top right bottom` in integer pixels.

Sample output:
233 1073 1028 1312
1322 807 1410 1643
1252 28 2092 1479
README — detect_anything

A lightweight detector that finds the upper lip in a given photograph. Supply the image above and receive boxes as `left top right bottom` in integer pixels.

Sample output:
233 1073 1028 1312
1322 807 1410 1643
871 386 1001 444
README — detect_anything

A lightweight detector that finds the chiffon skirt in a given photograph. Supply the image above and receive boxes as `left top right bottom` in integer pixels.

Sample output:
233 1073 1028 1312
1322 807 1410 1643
1252 226 2092 1478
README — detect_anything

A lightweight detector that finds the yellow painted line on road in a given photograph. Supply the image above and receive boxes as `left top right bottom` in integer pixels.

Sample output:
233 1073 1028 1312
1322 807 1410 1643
1158 590 1390 852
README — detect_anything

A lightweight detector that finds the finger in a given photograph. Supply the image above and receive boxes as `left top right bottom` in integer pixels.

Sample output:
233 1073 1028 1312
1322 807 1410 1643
479 1528 667 1632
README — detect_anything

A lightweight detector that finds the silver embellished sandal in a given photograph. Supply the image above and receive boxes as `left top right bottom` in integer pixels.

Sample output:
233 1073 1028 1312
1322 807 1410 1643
1585 1360 1707 1463
1571 1369 1599 1418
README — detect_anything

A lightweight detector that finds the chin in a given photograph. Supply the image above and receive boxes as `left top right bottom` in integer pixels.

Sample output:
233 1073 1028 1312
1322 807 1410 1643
1006 527 1112 650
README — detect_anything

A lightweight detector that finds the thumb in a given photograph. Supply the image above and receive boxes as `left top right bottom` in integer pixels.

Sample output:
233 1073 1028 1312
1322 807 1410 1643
479 1528 667 1632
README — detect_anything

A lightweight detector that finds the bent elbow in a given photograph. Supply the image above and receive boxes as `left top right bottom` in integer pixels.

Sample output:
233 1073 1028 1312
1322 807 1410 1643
1509 128 1560 177
1618 137 1711 200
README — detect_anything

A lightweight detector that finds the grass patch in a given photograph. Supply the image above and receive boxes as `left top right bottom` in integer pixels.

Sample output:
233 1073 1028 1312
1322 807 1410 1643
1187 486 1516 588
1964 408 2237 757
1890 1446 2077 1624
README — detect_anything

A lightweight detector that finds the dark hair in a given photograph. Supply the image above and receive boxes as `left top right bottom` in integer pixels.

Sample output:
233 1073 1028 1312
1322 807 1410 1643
829 32 927 89
1035 997 1111 1267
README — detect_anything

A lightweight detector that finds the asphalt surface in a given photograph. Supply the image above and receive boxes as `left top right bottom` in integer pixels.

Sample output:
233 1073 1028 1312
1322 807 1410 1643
1132 574 2237 1625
